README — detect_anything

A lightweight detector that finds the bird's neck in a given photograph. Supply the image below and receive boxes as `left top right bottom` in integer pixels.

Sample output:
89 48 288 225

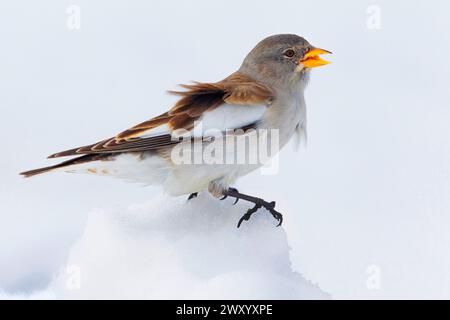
240 67 310 95
284 69 310 94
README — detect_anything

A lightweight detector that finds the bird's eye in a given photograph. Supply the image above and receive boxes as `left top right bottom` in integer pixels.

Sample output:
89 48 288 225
283 49 295 58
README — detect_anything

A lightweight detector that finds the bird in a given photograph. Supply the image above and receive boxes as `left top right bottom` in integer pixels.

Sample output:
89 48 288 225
20 34 331 227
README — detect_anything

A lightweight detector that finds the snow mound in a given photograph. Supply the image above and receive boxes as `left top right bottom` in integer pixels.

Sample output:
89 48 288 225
8 193 329 299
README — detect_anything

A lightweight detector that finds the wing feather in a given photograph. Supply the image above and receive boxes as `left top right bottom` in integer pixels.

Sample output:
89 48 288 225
48 72 274 158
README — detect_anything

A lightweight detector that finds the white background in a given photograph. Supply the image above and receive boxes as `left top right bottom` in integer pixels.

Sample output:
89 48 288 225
0 0 449 298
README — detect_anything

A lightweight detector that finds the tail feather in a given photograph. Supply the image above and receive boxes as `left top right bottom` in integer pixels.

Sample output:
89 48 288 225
20 154 112 178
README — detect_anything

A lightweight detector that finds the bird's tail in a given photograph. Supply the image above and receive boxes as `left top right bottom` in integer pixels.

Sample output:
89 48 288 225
20 154 111 178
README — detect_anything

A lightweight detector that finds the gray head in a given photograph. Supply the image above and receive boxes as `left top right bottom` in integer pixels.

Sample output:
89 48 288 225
239 34 331 89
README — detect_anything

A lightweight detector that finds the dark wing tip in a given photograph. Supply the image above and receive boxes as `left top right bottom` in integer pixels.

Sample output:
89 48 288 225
21 153 112 178
47 153 61 159
19 167 52 178
19 171 31 178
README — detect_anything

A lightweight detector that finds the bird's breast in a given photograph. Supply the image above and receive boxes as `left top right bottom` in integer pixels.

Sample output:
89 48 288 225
260 91 306 148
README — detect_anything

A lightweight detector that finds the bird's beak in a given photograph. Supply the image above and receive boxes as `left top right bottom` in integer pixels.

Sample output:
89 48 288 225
299 48 332 68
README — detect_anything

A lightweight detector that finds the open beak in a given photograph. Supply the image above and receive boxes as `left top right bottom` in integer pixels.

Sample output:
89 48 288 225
300 48 332 68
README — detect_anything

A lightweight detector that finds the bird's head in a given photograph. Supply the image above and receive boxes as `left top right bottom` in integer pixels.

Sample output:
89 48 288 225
239 34 331 89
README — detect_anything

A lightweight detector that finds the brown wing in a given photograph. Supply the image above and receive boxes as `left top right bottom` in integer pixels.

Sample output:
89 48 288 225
48 72 274 159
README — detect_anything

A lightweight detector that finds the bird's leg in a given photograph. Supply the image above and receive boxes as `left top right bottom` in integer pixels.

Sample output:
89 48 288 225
187 192 198 201
221 188 283 228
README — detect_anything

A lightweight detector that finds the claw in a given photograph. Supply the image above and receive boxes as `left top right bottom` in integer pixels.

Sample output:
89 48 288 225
237 212 251 228
237 204 261 228
277 217 283 227
187 193 198 201
274 212 283 227
223 188 238 203
268 207 283 227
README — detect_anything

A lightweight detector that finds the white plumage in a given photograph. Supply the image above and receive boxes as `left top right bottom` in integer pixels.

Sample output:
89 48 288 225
62 83 307 197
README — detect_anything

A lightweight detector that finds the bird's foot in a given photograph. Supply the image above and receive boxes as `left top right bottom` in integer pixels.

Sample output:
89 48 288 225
237 203 262 228
187 192 198 201
220 187 239 205
221 188 283 228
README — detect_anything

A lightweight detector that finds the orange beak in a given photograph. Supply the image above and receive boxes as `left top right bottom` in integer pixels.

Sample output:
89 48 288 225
299 48 332 68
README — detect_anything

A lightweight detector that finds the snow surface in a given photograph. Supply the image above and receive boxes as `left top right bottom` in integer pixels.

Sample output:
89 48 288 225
2 193 328 299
